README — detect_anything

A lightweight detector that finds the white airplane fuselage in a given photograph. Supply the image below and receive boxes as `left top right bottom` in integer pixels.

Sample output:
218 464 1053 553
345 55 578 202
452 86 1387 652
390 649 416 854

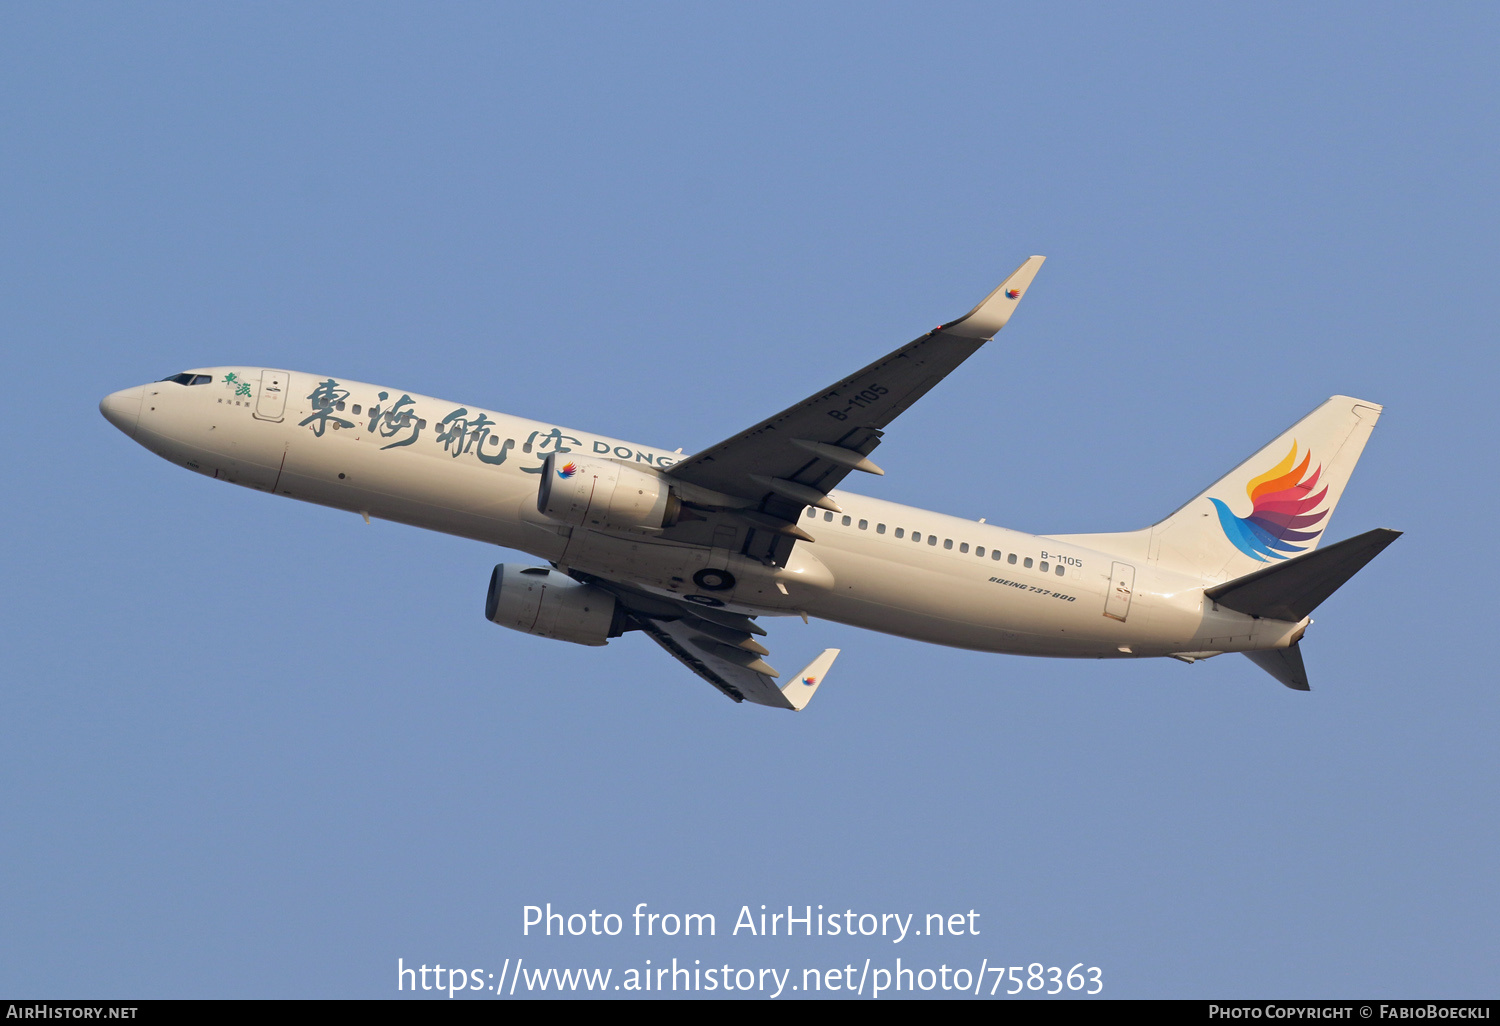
101 368 1304 663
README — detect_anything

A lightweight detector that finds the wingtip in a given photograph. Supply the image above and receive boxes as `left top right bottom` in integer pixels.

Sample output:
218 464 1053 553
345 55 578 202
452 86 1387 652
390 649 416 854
780 647 840 711
942 255 1046 340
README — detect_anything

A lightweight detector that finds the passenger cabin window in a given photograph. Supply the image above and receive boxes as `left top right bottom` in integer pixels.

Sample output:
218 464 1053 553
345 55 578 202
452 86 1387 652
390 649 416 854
858 520 868 530
1008 553 1017 564
928 535 938 546
825 512 834 522
976 546 984 557
911 532 921 542
1040 561 1049 572
1024 557 1034 568
894 528 903 538
960 542 969 553
842 516 851 526
992 550 1002 560
943 539 953 550
1055 564 1066 576
876 524 886 534
807 508 817 519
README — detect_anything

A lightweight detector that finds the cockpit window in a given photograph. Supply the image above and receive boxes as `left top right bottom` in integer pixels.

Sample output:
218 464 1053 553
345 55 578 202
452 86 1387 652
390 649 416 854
158 373 213 385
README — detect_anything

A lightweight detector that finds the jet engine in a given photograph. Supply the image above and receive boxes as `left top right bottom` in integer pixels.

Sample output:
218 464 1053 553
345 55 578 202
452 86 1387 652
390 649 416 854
484 564 626 646
536 452 681 533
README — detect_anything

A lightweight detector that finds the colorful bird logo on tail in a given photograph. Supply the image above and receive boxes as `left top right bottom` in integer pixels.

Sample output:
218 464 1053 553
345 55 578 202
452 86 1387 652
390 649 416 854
1210 442 1329 562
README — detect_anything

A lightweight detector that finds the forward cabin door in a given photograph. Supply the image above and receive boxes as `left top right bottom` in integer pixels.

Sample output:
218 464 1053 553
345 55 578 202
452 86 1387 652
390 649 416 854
255 369 290 422
1104 561 1135 622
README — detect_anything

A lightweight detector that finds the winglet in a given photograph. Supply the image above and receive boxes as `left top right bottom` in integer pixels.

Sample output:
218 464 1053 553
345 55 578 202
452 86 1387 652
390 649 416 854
779 648 840 711
942 255 1046 339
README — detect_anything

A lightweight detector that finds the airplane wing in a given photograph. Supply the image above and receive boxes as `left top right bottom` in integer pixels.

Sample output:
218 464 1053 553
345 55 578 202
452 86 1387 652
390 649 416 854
581 574 839 710
663 256 1045 564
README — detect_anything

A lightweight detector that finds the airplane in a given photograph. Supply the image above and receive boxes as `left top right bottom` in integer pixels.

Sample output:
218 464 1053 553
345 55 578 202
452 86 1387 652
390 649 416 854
99 256 1399 710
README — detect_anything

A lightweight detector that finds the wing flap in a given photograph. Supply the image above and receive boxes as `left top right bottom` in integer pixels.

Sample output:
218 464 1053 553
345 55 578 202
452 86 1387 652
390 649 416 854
641 617 836 710
636 616 783 705
586 576 836 710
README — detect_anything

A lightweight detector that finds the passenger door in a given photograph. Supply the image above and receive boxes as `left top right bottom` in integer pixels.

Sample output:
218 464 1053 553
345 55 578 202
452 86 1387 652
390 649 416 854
1104 561 1135 622
254 369 290 422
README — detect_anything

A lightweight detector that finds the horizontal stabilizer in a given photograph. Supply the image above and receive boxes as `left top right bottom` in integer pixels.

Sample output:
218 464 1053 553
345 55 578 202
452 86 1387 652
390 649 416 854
1244 643 1310 691
1206 528 1401 622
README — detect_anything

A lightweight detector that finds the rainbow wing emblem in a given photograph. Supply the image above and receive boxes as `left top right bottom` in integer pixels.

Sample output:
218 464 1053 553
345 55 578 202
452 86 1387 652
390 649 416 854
1005 288 1022 299
801 677 818 687
557 461 578 479
1210 442 1329 562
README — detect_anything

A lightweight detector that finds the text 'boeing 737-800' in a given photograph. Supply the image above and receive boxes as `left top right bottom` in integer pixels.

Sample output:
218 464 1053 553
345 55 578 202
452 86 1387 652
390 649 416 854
100 257 1399 710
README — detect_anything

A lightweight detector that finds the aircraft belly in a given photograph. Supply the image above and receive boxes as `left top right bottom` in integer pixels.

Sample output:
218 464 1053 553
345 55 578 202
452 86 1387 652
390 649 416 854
804 546 1119 656
562 531 712 592
559 531 813 614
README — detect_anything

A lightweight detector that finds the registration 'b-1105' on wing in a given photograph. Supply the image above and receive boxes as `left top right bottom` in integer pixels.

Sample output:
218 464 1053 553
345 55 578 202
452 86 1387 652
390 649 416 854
100 257 1399 709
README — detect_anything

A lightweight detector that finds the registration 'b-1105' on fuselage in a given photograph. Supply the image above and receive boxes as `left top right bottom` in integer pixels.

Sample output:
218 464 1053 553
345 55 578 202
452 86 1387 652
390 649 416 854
100 257 1399 710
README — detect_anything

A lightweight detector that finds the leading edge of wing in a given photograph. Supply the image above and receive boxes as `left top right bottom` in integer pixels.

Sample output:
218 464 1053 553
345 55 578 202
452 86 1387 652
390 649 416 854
665 256 1045 507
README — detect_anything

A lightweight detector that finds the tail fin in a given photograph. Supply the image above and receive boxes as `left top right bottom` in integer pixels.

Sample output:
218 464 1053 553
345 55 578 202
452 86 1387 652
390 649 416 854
1146 396 1382 581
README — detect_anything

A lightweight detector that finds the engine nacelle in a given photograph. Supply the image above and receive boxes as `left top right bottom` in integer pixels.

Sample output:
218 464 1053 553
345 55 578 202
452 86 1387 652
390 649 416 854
536 452 680 533
484 564 622 647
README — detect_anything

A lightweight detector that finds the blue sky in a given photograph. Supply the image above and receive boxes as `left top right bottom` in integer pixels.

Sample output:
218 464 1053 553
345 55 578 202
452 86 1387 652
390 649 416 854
2 3 1496 998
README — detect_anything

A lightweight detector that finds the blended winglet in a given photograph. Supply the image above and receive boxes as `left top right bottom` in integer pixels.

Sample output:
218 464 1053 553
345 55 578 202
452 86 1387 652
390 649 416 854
780 648 840 711
942 256 1046 339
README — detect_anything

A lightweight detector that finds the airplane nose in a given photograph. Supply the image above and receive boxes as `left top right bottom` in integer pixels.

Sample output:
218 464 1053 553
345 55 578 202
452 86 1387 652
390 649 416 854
100 386 143 438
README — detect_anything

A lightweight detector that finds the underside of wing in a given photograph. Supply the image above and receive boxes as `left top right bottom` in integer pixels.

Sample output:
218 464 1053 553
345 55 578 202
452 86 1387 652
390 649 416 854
583 574 838 710
661 256 1044 566
639 616 794 708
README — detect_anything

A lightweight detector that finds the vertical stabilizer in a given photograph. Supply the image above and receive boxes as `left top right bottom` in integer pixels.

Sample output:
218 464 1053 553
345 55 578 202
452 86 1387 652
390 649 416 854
1147 396 1382 582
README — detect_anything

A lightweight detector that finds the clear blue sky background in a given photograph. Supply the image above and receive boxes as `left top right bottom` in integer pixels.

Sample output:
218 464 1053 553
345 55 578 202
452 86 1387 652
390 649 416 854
2 3 1495 999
